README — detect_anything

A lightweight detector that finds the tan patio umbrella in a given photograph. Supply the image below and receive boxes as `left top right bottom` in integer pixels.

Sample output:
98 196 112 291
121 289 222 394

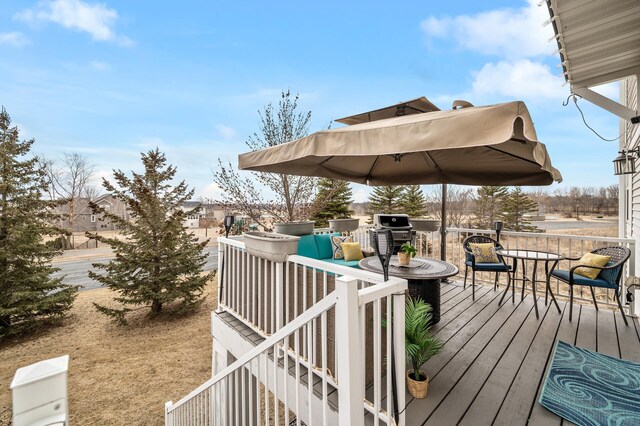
238 100 562 186
239 99 562 260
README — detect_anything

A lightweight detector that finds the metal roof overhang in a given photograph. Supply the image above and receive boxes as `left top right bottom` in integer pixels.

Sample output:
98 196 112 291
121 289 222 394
547 0 640 123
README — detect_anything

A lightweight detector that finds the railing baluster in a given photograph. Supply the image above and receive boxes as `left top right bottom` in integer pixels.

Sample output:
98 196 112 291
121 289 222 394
284 334 290 426
386 296 392 426
295 328 301 426
307 321 313 426
321 311 328 426
373 298 381 426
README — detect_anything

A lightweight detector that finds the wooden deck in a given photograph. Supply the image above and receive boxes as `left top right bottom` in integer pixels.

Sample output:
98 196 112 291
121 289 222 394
400 280 640 425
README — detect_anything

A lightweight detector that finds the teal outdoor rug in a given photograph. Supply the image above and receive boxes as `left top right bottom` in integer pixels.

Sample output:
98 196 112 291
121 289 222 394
540 340 640 426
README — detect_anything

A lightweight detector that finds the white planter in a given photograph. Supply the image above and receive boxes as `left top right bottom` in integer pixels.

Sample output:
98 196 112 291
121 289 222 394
328 218 360 232
273 221 315 236
243 232 300 263
409 218 440 232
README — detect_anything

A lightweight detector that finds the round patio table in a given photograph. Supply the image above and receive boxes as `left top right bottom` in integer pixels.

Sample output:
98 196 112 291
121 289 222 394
359 256 458 324
496 249 563 319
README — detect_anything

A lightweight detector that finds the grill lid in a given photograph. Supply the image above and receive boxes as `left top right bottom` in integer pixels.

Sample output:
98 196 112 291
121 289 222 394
373 214 412 229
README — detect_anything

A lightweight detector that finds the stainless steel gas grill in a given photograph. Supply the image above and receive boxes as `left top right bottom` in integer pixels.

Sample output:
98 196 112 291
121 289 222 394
372 213 416 253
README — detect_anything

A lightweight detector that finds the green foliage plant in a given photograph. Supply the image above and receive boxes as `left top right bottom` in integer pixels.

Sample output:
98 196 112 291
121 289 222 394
0 107 77 337
400 242 417 258
88 149 213 324
405 297 443 381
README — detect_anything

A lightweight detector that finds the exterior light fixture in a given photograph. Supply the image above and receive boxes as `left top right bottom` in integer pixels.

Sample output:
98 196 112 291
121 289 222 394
613 148 639 175
223 215 235 238
370 229 394 281
494 221 504 243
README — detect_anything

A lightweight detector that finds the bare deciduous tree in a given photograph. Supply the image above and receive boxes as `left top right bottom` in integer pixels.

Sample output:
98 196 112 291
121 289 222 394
213 91 316 230
43 153 95 229
425 185 474 228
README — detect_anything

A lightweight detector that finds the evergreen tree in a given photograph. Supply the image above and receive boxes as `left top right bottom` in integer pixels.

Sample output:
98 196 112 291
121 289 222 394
88 149 212 324
400 185 428 217
501 187 540 232
310 178 354 227
0 107 77 336
366 186 404 221
473 186 508 229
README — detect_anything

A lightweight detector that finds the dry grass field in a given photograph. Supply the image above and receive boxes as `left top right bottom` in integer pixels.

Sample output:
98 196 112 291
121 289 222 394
0 276 217 425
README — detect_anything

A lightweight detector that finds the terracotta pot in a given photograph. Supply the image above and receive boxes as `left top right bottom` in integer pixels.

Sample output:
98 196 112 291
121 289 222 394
397 252 411 265
406 369 429 399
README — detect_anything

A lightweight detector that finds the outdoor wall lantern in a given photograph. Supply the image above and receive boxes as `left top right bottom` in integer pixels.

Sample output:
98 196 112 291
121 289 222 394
494 221 504 243
370 229 394 281
223 215 235 238
613 147 640 175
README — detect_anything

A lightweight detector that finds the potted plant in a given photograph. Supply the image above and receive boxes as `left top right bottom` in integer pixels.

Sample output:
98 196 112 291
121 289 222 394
273 221 315 236
243 232 300 263
405 297 443 399
409 218 440 232
397 242 417 266
328 218 360 232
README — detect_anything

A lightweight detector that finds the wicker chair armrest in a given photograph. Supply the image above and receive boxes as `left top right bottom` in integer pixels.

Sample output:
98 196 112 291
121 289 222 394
563 256 582 261
569 263 619 273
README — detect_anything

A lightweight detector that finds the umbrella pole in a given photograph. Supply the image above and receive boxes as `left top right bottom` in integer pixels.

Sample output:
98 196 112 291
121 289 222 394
440 184 447 262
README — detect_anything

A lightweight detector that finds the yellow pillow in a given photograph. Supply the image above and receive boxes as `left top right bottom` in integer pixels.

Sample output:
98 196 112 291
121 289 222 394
341 242 364 261
574 252 611 279
469 243 499 263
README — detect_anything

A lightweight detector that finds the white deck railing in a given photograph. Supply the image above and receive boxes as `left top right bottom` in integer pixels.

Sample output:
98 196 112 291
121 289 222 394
171 237 408 425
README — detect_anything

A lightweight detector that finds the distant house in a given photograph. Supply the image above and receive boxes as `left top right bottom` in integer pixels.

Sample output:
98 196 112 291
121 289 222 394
55 194 131 232
180 201 228 228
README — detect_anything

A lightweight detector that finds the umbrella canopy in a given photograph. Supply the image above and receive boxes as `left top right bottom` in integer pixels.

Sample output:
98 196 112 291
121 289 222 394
334 96 441 125
238 101 562 186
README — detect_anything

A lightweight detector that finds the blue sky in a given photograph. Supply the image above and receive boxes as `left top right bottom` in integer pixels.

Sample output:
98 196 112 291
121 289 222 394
0 0 621 202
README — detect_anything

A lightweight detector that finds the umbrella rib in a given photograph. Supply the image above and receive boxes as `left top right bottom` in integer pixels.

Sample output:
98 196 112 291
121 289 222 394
486 145 539 166
422 151 445 181
366 156 381 182
318 156 335 166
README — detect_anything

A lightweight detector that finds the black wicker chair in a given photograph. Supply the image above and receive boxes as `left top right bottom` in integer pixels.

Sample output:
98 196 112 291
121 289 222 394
549 246 631 325
463 235 511 300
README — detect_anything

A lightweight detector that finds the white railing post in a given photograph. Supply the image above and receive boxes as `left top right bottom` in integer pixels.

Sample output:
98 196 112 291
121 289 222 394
393 291 406 426
335 275 364 426
628 239 636 277
275 261 284 331
217 240 224 312
164 401 173 426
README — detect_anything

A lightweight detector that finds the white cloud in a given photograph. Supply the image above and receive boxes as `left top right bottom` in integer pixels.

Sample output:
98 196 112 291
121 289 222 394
471 59 565 100
15 0 130 45
89 60 109 70
216 124 237 141
352 187 371 203
201 182 224 200
0 31 30 47
421 0 554 59
590 81 619 100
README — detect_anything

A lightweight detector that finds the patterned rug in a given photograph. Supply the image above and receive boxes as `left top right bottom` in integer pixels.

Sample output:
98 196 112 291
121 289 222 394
540 340 640 426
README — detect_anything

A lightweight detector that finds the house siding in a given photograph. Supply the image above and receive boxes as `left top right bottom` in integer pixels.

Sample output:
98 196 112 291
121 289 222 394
622 76 640 271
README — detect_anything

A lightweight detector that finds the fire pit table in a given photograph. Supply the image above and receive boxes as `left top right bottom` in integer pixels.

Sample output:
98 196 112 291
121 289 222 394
359 256 458 324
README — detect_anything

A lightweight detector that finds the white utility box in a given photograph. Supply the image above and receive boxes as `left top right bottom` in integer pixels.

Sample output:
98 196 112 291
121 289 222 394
10 354 69 426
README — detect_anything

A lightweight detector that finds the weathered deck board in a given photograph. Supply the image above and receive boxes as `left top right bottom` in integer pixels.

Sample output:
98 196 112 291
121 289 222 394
459 301 562 425
403 281 640 426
